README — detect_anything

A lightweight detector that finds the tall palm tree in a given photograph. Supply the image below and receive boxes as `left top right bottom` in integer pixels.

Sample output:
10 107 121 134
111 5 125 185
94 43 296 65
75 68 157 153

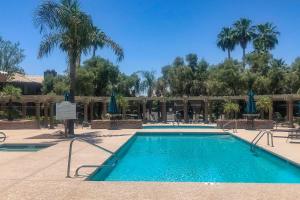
140 71 156 115
253 23 280 53
233 18 255 68
217 27 236 59
34 0 124 135
140 71 156 97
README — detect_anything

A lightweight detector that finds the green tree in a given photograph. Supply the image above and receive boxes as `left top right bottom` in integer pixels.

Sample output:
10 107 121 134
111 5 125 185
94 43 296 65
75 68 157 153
217 27 236 59
0 37 25 77
76 67 95 96
256 96 272 119
116 95 128 119
267 59 287 94
83 57 120 96
207 60 245 95
34 0 124 135
0 85 21 120
253 23 279 53
223 101 240 119
233 18 255 68
186 53 198 71
246 52 271 75
140 71 156 97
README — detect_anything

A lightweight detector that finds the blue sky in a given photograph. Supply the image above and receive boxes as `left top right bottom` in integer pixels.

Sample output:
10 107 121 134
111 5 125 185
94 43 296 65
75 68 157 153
0 0 300 75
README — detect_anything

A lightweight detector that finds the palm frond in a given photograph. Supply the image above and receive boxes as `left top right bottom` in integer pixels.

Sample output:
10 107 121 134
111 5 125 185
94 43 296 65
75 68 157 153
33 0 61 33
38 33 62 58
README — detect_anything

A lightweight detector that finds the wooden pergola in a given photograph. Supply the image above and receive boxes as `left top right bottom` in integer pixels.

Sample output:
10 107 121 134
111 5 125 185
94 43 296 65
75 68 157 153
0 94 298 128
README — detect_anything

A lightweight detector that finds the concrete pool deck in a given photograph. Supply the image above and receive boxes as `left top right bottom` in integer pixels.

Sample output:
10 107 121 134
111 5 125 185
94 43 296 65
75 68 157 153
1 127 300 199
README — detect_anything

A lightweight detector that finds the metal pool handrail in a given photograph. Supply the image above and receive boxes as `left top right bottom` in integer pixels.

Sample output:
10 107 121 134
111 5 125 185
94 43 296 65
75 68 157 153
250 130 274 152
66 137 114 178
222 120 238 133
0 132 6 142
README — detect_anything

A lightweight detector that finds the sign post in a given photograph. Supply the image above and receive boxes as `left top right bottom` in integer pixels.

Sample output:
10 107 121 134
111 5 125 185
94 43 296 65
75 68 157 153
56 101 76 136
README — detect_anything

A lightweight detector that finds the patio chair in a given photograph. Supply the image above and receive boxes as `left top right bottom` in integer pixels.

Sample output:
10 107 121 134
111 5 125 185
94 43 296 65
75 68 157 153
271 128 300 142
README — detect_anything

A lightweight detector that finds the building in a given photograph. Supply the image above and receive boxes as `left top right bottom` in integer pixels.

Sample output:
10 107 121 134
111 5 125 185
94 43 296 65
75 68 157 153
0 72 43 95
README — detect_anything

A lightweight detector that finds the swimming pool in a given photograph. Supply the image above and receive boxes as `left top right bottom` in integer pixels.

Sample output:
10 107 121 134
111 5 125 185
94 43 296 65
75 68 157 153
0 143 54 152
142 125 216 129
89 133 300 183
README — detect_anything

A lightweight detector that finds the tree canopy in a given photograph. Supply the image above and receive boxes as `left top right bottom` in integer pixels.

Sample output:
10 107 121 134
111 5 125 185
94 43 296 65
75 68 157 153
0 36 25 76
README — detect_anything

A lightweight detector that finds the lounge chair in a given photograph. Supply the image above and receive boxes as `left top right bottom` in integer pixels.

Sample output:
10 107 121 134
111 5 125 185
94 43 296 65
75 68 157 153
271 128 300 142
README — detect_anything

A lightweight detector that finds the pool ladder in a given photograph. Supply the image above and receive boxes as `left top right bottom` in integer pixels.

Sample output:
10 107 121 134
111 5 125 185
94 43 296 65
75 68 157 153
222 120 238 133
0 132 6 143
66 137 114 178
250 130 274 152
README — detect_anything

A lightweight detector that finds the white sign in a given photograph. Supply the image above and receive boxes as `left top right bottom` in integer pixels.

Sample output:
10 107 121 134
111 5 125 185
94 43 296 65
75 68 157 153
56 101 76 120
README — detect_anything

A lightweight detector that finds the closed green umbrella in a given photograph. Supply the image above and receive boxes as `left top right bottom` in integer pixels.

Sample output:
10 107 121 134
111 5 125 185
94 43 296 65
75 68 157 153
246 89 256 114
108 92 118 114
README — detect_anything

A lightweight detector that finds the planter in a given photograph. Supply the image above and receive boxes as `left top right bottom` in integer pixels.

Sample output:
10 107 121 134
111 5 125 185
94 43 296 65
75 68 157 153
91 120 142 129
0 120 40 130
217 119 274 130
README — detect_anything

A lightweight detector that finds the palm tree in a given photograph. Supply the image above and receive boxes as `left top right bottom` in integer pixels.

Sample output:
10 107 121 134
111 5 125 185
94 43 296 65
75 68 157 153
140 71 156 97
256 96 272 119
223 101 240 119
0 85 21 121
34 0 124 135
217 27 236 59
116 95 128 119
233 18 255 68
253 23 280 53
140 71 156 115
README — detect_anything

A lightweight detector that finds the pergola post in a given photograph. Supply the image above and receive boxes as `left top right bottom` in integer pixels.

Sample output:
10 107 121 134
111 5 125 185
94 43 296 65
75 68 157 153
44 103 49 128
288 99 294 127
35 101 40 127
183 98 188 123
269 100 273 120
22 102 27 119
142 99 147 123
90 102 94 121
137 101 141 119
204 100 209 123
49 102 54 129
84 103 88 122
161 99 167 123
102 100 107 118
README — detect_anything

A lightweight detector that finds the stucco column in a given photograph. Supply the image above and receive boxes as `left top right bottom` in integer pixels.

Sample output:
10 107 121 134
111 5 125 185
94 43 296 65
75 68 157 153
288 99 294 127
183 99 188 123
49 102 54 129
35 101 40 127
84 103 88 122
137 101 141 119
44 103 49 128
204 100 209 123
161 99 167 123
0 102 3 111
102 101 107 118
142 100 147 123
269 100 273 120
90 102 94 121
22 102 27 119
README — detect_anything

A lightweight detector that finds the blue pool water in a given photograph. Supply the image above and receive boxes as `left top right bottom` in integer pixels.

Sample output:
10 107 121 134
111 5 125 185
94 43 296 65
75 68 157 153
143 125 215 129
89 133 300 183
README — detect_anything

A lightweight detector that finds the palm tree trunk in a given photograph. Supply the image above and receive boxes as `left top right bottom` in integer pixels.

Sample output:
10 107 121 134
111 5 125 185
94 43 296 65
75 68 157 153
228 50 231 60
242 47 246 69
67 52 78 136
8 98 13 121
